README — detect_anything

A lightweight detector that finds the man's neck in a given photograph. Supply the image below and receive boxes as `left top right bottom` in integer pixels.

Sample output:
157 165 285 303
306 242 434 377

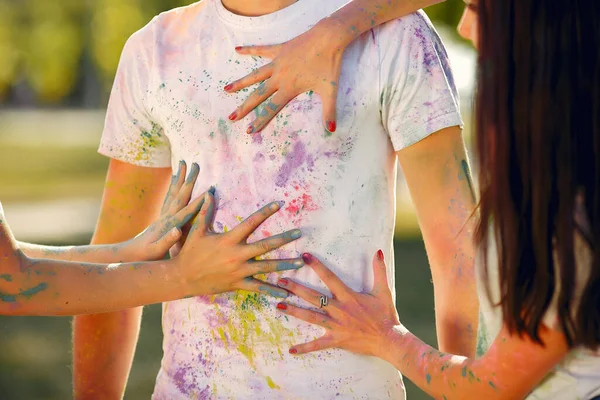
221 0 299 17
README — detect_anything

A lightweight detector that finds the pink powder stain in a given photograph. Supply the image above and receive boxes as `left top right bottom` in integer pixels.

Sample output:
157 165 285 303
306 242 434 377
285 193 319 216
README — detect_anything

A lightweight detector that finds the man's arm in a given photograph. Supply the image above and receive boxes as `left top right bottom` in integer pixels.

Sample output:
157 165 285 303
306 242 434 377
73 159 171 399
397 126 478 357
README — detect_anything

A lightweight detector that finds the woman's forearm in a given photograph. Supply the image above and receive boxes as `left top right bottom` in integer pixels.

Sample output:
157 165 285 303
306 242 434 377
320 0 445 46
378 326 500 400
1 252 182 316
17 240 140 264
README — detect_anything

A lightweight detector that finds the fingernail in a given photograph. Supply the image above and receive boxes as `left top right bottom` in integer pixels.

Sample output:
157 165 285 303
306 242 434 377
326 121 336 133
302 253 313 264
278 278 289 287
208 186 216 196
269 202 280 211
289 348 298 355
290 229 302 239
247 125 254 134
224 84 233 92
186 163 200 182
276 302 287 310
377 249 384 262
235 46 242 51
228 111 237 120
293 259 304 267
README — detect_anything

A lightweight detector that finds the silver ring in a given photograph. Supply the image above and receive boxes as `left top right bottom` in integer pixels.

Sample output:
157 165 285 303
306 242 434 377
319 295 329 308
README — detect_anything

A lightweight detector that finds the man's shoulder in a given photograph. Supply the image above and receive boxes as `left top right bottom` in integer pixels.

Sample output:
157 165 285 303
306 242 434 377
374 10 442 49
127 1 207 51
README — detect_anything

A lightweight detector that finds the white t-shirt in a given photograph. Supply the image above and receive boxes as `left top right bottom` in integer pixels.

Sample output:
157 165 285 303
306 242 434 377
476 230 600 400
99 1 462 398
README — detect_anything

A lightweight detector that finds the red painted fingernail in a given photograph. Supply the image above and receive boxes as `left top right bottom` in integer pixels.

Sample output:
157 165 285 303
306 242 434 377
224 84 233 91
377 249 384 262
247 125 255 134
302 253 313 265
326 120 336 132
228 111 237 121
289 348 298 354
277 303 287 310
235 46 242 51
278 279 289 287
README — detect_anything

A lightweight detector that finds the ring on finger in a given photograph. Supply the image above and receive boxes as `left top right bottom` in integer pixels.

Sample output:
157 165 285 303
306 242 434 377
319 295 329 308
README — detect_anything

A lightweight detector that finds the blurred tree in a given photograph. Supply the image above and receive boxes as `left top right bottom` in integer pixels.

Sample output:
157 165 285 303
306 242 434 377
0 0 466 107
0 1 20 101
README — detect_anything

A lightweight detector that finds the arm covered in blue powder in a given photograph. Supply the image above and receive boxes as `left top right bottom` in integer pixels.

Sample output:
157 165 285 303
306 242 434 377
1 162 303 316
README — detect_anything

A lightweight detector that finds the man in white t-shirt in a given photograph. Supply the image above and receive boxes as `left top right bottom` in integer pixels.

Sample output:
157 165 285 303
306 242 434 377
73 1 478 399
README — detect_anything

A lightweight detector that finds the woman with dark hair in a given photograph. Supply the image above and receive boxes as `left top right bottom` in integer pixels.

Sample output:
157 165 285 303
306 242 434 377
229 0 600 398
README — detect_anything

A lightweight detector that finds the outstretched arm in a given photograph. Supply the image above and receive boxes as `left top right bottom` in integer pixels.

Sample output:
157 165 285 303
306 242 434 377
278 253 568 400
226 0 445 132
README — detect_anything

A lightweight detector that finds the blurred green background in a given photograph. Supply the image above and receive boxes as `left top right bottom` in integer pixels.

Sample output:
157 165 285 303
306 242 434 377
0 1 475 399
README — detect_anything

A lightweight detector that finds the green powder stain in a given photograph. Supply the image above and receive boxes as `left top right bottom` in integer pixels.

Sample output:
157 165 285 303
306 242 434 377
425 373 431 384
132 122 165 163
217 118 229 135
489 381 497 390
0 274 12 282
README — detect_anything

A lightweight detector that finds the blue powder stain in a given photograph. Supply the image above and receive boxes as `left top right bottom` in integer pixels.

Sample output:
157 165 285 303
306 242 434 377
20 283 48 299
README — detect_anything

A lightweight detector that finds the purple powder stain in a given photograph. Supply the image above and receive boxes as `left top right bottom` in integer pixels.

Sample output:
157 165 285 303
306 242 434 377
173 367 197 396
252 132 263 144
197 386 211 400
413 26 437 74
269 154 276 161
275 141 308 187
253 152 265 162
195 295 228 306
204 309 229 328
345 87 353 96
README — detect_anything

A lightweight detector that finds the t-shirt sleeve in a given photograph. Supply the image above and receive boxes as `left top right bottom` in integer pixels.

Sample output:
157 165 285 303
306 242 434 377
98 21 171 168
378 11 463 151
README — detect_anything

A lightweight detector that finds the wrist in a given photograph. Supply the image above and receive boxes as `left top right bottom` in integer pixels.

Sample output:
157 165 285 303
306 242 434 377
375 324 409 364
313 16 355 49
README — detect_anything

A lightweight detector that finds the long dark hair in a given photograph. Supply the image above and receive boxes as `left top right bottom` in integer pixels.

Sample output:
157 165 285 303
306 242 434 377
474 0 600 348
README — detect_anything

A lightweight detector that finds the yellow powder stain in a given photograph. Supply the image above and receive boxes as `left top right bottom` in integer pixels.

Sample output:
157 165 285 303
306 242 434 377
235 215 244 223
131 123 166 163
210 291 296 367
266 376 280 389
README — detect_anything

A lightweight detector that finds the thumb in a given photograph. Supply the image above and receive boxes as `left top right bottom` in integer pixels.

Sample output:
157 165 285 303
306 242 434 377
371 249 392 298
235 44 282 59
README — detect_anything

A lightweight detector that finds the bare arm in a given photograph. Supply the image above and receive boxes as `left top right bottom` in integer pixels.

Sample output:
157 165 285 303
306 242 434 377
397 126 478 357
280 253 568 400
73 159 172 400
227 0 445 132
380 324 567 399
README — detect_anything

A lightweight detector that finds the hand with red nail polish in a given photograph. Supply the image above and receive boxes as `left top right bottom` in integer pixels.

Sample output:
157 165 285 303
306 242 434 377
224 21 344 134
274 251 400 358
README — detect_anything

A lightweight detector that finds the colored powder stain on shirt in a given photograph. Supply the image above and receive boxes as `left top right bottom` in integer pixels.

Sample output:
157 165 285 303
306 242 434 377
266 376 280 389
133 123 166 162
212 291 296 367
